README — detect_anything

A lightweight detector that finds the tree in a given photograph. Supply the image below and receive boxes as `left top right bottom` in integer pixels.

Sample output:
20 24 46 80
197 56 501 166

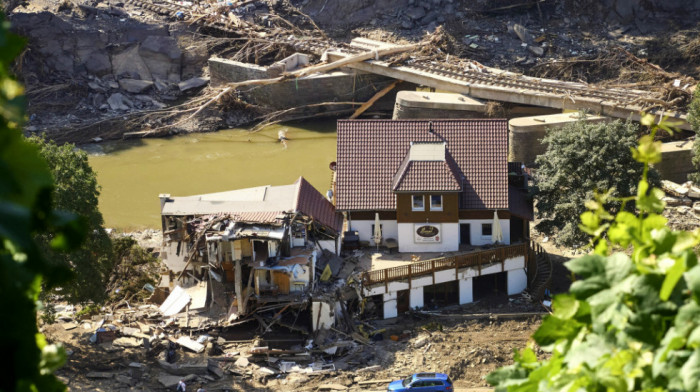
488 115 700 391
0 13 83 391
28 137 114 304
688 91 700 184
534 118 656 247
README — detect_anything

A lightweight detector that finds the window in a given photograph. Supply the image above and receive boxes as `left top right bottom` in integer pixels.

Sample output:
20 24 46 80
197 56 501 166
412 195 424 211
430 195 443 211
482 223 492 236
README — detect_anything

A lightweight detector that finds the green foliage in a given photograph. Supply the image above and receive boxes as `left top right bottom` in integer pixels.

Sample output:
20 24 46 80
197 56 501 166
28 137 114 304
688 92 700 184
534 117 658 247
107 236 159 303
0 13 83 392
75 304 100 319
40 303 57 325
488 114 700 391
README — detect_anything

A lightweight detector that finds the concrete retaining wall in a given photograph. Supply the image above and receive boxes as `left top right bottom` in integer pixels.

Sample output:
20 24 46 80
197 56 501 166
655 140 693 183
508 112 609 166
392 91 487 119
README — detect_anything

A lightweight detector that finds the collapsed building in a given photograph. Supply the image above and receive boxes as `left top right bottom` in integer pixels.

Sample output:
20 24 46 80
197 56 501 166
157 177 344 330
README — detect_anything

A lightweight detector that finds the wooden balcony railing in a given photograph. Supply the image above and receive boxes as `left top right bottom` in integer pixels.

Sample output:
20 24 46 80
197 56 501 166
361 242 530 289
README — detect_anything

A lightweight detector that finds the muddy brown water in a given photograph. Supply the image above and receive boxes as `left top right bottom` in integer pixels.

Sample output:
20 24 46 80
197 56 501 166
87 120 337 230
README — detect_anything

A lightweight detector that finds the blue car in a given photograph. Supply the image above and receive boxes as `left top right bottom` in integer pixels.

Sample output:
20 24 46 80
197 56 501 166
387 372 453 392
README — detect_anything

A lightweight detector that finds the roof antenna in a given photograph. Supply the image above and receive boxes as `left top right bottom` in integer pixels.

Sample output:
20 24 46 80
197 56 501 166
428 121 434 133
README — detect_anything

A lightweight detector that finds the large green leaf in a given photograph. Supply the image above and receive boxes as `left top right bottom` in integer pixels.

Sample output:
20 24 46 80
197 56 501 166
680 349 700 391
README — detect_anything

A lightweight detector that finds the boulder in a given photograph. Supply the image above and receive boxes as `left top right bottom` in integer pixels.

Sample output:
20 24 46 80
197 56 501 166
113 337 142 347
178 77 209 92
235 356 250 368
528 45 545 56
420 10 439 25
81 50 112 76
139 35 182 83
107 93 133 111
112 45 153 81
413 336 429 348
119 78 154 93
405 6 426 20
182 45 210 78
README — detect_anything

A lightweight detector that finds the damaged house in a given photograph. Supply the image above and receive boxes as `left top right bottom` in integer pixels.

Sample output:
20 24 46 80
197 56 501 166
158 177 343 325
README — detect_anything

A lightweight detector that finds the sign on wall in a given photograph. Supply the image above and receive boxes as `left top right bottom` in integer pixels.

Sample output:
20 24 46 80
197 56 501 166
414 224 441 243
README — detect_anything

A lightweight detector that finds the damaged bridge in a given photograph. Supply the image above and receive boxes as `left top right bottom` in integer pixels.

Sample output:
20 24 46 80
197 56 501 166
288 38 691 130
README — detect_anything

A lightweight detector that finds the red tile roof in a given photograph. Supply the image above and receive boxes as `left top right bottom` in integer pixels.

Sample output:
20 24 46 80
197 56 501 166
336 119 508 211
392 155 463 192
293 177 343 232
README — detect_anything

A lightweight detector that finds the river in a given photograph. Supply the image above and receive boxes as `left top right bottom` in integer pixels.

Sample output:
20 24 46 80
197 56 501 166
87 120 337 230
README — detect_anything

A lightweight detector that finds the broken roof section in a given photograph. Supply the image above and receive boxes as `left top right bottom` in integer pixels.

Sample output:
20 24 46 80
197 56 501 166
161 176 342 232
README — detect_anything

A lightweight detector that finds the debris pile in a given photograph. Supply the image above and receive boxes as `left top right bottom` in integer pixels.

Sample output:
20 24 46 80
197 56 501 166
42 300 544 390
661 180 700 231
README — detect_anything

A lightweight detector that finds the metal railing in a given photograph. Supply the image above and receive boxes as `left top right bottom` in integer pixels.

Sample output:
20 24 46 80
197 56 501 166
361 243 529 288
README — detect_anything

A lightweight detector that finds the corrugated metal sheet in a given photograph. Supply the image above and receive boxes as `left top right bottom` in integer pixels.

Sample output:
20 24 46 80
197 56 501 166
159 286 191 316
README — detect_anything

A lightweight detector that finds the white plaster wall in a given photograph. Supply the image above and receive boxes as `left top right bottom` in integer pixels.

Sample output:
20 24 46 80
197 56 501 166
388 281 409 291
507 268 528 295
162 241 188 273
435 269 456 284
312 301 335 331
317 239 340 255
460 219 511 246
458 268 479 279
383 292 398 319
397 223 459 253
349 219 398 245
365 285 386 297
504 256 525 271
410 287 424 309
364 257 524 297
481 263 502 275
459 278 473 304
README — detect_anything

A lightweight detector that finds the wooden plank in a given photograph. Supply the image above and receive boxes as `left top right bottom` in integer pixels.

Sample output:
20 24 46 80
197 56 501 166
349 80 400 119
